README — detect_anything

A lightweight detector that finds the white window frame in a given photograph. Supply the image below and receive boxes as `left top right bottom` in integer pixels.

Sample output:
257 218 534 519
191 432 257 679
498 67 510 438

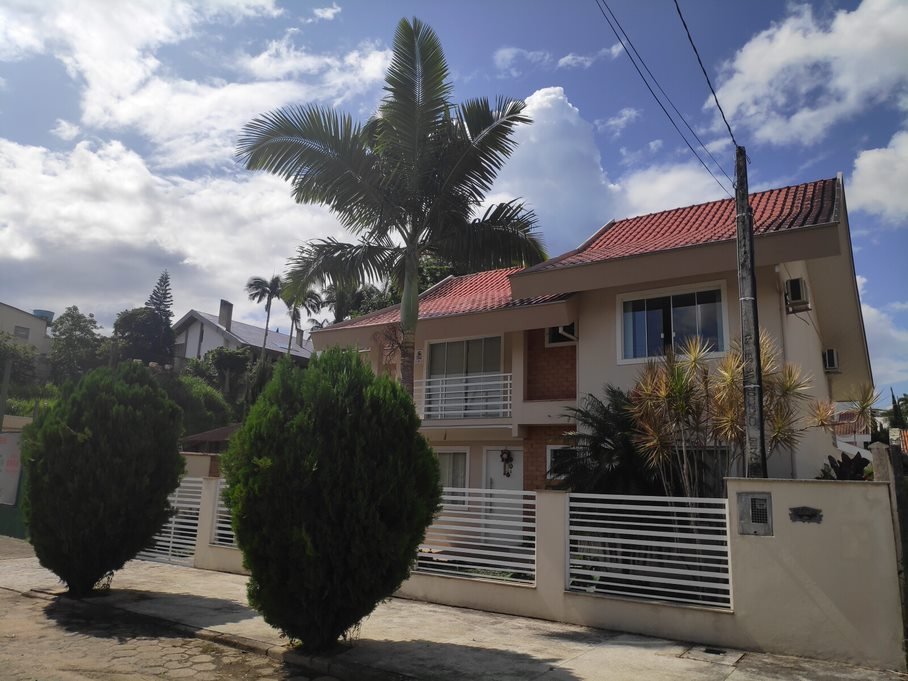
546 445 578 480
615 279 729 366
544 322 578 348
435 447 470 491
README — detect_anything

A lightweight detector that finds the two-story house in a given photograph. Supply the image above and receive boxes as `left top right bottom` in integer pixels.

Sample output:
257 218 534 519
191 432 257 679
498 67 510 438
172 299 313 368
311 175 871 488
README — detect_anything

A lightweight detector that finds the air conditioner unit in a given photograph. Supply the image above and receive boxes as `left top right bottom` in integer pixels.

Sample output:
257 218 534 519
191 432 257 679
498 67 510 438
784 277 810 313
822 348 840 373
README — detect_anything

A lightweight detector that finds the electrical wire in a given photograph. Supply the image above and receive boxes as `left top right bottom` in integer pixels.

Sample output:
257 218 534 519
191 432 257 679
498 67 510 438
596 0 735 191
592 0 733 198
673 0 737 148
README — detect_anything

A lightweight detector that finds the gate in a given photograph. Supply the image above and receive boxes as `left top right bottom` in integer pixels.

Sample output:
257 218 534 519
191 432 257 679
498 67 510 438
136 476 203 566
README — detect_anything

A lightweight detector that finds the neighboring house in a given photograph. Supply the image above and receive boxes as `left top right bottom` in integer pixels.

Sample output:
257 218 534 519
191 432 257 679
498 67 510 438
311 175 871 486
0 302 52 358
172 299 312 367
832 410 872 448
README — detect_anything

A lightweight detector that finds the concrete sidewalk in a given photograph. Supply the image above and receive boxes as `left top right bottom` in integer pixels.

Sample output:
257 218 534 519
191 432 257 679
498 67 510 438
0 537 901 681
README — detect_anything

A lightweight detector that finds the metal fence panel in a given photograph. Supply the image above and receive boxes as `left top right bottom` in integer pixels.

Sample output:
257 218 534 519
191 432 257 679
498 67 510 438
567 493 731 609
211 479 237 548
137 476 203 566
416 487 536 584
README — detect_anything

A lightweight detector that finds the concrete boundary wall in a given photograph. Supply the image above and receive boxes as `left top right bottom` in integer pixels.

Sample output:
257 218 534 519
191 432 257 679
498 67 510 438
193 477 247 575
397 482 906 672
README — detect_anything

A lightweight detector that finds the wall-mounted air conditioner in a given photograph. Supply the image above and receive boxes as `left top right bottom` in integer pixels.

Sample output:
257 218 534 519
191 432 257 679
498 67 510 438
822 348 840 373
784 277 811 313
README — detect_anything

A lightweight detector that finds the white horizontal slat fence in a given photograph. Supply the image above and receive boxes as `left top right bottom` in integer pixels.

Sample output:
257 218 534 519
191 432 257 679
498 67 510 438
211 479 237 548
414 373 512 420
416 487 536 584
568 493 731 609
137 476 203 566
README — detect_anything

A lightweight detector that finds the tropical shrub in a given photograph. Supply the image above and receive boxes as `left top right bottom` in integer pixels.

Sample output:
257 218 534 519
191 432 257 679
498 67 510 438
157 374 233 435
629 331 830 496
23 363 184 596
554 386 661 494
817 451 871 481
222 349 440 651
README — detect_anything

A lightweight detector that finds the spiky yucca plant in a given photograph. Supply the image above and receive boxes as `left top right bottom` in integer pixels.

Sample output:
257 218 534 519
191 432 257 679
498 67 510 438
629 331 825 496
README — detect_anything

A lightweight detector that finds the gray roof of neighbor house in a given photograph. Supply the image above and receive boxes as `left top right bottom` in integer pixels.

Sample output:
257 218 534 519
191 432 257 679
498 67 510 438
174 310 312 359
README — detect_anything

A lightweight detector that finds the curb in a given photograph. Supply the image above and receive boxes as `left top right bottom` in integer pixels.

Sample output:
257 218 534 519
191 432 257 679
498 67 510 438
15 587 417 681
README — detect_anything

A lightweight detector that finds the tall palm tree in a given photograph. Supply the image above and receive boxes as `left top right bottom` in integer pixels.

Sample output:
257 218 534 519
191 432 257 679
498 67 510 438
282 287 323 355
245 275 283 361
236 17 547 395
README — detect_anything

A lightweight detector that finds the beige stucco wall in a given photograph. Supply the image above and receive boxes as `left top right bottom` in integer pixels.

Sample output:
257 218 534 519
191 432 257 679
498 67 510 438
399 481 905 671
192 476 247 575
774 261 840 478
0 303 50 356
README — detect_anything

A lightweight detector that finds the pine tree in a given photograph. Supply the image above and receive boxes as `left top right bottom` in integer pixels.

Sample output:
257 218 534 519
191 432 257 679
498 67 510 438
891 388 907 429
145 270 174 323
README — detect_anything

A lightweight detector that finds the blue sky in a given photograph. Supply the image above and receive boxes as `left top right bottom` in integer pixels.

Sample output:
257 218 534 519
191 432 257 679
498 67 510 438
0 0 906 401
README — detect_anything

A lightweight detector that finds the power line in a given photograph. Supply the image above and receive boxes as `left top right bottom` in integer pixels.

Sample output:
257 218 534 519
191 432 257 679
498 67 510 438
592 0 733 198
596 0 735 191
672 0 737 147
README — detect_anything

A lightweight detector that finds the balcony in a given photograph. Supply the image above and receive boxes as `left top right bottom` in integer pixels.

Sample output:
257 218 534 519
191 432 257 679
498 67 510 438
414 373 512 420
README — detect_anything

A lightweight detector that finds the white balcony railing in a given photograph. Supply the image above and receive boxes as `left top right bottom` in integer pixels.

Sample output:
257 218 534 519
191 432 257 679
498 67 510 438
414 372 512 420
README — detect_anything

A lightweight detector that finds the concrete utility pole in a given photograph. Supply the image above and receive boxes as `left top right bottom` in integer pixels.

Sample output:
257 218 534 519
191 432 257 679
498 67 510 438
735 146 767 477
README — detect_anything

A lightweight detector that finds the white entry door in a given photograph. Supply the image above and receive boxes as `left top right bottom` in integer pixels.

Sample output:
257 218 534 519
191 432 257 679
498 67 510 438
484 448 523 491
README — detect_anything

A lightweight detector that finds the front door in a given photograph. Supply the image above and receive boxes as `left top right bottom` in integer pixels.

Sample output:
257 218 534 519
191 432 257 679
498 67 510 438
484 448 523 491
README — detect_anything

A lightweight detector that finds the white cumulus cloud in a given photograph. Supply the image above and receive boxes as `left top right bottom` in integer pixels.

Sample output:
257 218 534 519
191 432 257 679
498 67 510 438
849 130 908 225
493 47 552 77
714 0 908 145
50 118 80 141
305 3 341 23
557 43 623 69
0 138 346 328
595 107 641 138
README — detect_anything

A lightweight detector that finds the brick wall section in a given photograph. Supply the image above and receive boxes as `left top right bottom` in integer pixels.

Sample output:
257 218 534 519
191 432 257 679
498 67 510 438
525 329 577 401
523 424 574 491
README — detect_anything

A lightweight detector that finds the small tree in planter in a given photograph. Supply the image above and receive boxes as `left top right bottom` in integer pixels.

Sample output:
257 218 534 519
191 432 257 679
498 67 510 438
222 348 440 651
23 363 184 597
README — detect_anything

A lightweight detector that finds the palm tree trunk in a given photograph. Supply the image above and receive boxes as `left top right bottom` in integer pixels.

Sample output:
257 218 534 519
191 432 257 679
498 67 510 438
261 301 272 363
287 325 293 356
399 251 420 397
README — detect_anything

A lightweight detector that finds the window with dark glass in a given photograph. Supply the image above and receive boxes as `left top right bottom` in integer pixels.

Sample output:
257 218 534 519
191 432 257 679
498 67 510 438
622 288 724 359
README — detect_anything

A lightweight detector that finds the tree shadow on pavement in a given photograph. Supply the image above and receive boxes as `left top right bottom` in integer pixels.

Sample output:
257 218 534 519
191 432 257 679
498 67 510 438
43 589 257 643
298 638 585 681
44 597 190 644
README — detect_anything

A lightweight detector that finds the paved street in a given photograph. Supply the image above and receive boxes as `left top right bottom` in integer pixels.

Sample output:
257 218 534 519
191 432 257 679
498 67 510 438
0 589 317 681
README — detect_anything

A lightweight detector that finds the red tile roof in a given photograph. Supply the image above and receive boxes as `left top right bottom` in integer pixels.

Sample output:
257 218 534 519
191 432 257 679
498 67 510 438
315 178 840 333
520 177 839 274
316 267 568 332
833 411 870 436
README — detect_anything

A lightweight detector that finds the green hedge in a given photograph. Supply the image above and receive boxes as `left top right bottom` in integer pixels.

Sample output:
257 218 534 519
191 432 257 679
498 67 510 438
23 363 184 596
223 349 440 650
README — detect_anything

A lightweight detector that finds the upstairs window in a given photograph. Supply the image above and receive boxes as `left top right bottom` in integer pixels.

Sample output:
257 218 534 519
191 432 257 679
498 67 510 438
621 286 725 360
428 336 501 377
13 325 29 340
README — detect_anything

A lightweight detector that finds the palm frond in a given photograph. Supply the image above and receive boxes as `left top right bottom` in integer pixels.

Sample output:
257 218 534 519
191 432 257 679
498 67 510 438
426 200 547 269
236 104 392 233
433 96 531 207
379 18 453 173
286 239 404 292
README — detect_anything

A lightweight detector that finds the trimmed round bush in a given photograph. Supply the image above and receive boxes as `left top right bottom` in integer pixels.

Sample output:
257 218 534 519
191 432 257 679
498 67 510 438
23 363 184 596
222 348 440 651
